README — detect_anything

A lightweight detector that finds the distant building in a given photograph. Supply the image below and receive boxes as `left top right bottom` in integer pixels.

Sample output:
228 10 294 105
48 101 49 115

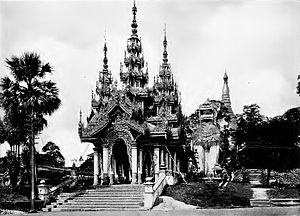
78 2 185 185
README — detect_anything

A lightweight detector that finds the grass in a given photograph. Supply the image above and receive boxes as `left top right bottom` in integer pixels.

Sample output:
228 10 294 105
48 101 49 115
164 182 253 208
267 188 300 199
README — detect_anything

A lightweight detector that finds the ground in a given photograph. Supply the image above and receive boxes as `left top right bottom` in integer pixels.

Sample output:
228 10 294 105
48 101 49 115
10 207 299 216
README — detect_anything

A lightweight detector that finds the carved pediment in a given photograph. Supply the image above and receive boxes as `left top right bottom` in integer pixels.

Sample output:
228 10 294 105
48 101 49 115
192 122 221 148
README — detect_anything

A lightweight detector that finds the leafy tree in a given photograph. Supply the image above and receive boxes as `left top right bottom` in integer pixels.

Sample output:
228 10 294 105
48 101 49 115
39 141 65 168
0 52 61 142
234 104 266 147
233 104 300 185
0 52 61 207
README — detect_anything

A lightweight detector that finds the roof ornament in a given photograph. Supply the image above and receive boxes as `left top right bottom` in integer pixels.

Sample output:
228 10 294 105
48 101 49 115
163 24 168 64
131 0 138 36
79 109 82 124
103 36 108 70
223 68 228 82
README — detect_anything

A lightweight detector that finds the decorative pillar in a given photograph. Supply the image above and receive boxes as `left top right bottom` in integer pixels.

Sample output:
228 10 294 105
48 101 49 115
93 147 99 186
37 180 49 202
177 158 181 173
98 150 103 184
173 151 177 173
131 145 138 184
168 152 172 171
165 152 169 171
160 148 165 167
109 155 114 185
154 147 160 181
102 145 109 184
138 148 143 184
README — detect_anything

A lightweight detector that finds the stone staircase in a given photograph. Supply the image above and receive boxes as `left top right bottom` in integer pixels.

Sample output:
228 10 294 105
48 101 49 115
247 169 262 186
43 184 145 211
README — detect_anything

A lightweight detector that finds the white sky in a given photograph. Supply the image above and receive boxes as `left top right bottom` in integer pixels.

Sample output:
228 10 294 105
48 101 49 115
1 0 300 165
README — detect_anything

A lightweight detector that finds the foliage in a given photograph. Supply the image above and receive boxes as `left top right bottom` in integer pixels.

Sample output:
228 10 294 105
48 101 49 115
233 104 299 172
234 104 266 146
164 182 252 208
0 52 61 148
267 188 300 199
0 117 7 144
4 151 21 186
39 141 65 168
270 169 300 188
78 155 93 174
297 75 300 97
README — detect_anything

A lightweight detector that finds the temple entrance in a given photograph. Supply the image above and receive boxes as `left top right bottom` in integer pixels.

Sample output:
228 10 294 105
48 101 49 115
142 150 153 181
112 139 130 184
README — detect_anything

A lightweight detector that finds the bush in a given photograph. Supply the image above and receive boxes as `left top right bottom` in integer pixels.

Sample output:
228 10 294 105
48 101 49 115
271 169 300 188
232 169 250 184
164 182 252 208
185 171 205 182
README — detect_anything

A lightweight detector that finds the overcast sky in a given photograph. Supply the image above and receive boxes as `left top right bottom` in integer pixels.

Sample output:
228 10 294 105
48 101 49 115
1 0 300 165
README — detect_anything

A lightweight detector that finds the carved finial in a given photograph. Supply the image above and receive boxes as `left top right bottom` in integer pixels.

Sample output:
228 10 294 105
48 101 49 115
131 0 138 35
224 68 228 81
163 24 168 64
103 40 108 70
79 109 82 123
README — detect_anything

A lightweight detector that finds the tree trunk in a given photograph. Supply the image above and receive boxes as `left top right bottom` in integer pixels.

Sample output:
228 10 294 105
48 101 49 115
30 109 35 212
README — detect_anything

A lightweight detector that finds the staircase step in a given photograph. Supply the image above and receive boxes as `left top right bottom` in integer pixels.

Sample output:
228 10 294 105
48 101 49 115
73 198 143 201
46 185 145 212
53 207 140 211
250 199 272 207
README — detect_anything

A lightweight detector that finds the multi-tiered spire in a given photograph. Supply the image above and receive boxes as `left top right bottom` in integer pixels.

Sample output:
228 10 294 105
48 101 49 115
155 25 177 96
221 70 233 115
120 0 148 88
95 41 113 100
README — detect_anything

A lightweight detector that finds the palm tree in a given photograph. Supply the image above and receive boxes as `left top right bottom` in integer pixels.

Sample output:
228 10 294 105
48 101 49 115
0 52 61 211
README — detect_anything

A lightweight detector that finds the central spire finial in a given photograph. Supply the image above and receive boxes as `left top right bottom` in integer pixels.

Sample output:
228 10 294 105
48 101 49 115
131 0 138 35
223 68 228 82
163 24 168 64
103 35 108 70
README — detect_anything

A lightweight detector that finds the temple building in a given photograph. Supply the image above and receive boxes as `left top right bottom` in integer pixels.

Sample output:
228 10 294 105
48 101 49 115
189 72 235 176
78 1 186 185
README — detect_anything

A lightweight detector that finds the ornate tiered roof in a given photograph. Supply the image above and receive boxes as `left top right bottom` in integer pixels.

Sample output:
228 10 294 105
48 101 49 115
78 1 184 145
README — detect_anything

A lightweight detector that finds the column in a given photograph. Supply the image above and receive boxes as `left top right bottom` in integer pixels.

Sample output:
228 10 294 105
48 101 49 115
165 152 169 171
160 148 165 167
102 145 109 184
131 145 138 184
173 151 177 173
177 158 181 173
93 147 99 186
99 150 103 184
154 147 160 181
138 148 143 184
168 152 172 171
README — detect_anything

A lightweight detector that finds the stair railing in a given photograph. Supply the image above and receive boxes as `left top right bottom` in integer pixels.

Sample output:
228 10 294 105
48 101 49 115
144 172 167 209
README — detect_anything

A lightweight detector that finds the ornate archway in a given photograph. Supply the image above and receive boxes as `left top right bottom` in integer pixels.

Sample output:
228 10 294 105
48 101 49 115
104 129 136 183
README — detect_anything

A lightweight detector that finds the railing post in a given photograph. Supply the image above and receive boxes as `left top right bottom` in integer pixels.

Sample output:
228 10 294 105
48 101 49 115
143 177 154 209
37 180 49 202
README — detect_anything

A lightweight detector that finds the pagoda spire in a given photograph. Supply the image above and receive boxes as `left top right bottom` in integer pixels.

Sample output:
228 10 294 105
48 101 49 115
96 40 112 99
103 40 108 70
222 69 233 114
131 0 138 36
120 0 148 88
163 24 168 64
